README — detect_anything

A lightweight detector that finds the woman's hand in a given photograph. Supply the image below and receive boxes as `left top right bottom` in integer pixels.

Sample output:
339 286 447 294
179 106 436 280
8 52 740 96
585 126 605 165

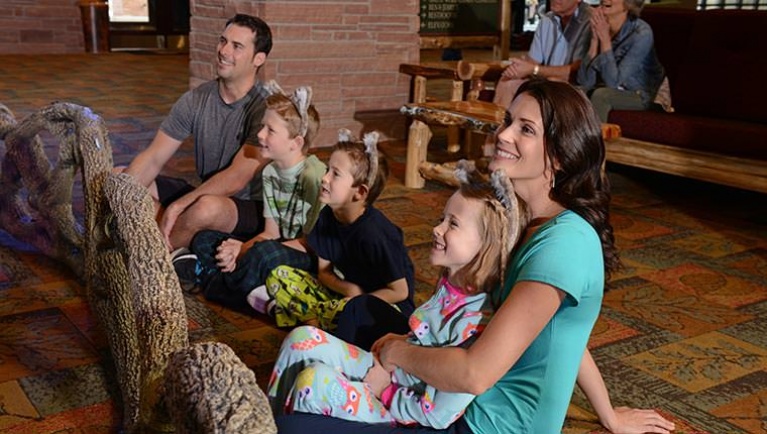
371 333 409 371
215 238 243 272
590 7 612 52
588 23 600 59
603 406 676 434
364 357 392 398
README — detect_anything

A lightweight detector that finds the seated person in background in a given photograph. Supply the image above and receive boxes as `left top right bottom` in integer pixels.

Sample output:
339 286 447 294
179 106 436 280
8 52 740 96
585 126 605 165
253 130 415 328
123 14 273 251
267 164 526 428
175 83 326 314
492 0 593 110
576 0 664 122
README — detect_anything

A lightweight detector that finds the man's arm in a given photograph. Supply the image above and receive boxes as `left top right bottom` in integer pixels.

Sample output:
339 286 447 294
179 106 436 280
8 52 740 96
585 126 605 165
160 144 266 243
125 130 183 188
511 58 579 82
175 144 263 208
538 61 579 82
499 57 577 84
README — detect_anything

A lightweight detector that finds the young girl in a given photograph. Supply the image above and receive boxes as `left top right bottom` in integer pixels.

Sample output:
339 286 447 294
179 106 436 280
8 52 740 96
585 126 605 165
254 130 415 329
267 163 525 429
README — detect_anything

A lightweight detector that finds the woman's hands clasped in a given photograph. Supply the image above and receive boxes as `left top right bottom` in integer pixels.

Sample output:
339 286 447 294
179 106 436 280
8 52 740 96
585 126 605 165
589 6 613 56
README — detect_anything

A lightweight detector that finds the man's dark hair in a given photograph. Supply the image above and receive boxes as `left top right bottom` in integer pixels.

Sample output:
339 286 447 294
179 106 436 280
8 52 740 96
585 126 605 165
226 14 273 56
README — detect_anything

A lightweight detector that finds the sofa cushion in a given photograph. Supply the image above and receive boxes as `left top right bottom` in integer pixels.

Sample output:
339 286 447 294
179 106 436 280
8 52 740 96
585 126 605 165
608 109 767 161
641 8 695 90
672 10 767 124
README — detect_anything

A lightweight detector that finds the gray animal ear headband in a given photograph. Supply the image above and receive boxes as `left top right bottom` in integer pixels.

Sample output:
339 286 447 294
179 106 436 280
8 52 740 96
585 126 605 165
337 128 354 143
453 159 478 185
264 80 313 137
336 128 380 188
454 159 524 284
490 169 523 249
362 131 380 188
453 159 522 250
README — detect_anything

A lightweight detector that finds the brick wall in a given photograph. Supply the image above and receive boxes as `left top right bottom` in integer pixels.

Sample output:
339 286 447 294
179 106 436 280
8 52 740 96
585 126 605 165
0 0 85 53
190 0 420 146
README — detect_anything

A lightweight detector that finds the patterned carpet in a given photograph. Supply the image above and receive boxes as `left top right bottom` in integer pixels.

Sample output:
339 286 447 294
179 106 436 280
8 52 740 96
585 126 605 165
0 53 765 433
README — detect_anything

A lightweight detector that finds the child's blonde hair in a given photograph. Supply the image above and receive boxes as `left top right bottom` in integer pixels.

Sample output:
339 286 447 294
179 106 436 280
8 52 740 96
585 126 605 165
448 162 529 295
333 129 388 206
264 82 320 152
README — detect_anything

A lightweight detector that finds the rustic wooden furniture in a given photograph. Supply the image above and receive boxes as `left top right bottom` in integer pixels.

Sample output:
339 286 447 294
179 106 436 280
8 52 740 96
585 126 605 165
399 62 466 155
400 100 505 188
400 99 623 188
398 56 529 187
604 138 767 194
397 58 516 188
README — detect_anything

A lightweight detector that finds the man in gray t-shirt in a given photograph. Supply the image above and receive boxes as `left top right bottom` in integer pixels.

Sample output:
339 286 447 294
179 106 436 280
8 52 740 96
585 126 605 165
124 14 273 251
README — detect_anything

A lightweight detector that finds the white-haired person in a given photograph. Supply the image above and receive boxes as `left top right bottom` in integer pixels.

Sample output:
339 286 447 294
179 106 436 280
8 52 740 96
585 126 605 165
576 0 665 122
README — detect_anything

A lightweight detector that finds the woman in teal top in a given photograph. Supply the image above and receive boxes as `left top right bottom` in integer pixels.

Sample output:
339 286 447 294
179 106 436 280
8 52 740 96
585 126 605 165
376 79 619 433
276 80 674 433
465 210 604 432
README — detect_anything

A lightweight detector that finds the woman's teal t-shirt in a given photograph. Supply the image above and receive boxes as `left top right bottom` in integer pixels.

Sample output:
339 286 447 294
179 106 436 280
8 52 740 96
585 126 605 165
464 210 604 434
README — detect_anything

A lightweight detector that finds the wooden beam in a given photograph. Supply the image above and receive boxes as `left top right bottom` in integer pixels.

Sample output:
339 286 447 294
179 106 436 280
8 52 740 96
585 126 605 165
419 35 500 50
606 137 767 194
456 60 509 82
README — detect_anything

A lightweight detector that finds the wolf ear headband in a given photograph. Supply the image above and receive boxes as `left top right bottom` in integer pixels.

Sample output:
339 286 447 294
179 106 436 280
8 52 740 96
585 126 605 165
454 160 526 282
337 128 380 188
453 160 523 248
264 80 312 137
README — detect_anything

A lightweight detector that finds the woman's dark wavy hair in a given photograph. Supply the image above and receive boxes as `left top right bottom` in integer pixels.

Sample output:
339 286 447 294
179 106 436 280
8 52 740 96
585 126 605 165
515 79 620 281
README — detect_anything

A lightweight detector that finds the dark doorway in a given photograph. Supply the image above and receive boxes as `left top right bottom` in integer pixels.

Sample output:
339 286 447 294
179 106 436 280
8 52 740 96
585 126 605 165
109 0 189 52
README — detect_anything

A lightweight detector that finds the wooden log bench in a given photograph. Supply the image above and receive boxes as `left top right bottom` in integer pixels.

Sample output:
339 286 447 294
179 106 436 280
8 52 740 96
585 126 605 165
603 136 767 194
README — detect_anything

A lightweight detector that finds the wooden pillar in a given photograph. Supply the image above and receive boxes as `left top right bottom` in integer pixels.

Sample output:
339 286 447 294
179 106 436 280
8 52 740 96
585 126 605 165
405 76 432 188
446 79 464 153
405 119 433 189
495 0 511 60
79 0 110 53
